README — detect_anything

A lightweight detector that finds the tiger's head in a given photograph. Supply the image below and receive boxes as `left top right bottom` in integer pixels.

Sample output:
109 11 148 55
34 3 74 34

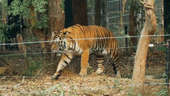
51 28 76 54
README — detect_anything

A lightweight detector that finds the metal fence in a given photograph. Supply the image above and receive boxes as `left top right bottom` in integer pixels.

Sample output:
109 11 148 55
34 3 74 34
0 0 169 95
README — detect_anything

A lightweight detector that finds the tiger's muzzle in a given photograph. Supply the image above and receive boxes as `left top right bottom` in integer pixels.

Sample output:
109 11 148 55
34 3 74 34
58 40 66 51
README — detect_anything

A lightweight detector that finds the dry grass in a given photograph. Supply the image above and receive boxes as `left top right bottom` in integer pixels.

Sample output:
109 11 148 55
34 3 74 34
0 50 167 96
0 71 167 96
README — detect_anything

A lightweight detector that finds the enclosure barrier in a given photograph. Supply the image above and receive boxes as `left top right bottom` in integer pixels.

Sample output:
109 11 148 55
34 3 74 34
0 34 169 95
166 40 170 90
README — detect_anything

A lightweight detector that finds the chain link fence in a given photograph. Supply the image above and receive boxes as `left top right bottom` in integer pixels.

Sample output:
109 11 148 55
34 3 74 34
0 0 169 95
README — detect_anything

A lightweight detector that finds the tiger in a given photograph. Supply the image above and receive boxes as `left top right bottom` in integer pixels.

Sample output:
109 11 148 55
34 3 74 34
51 24 120 79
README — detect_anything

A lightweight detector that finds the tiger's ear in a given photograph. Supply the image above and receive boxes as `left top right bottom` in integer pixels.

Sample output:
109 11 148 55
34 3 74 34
50 31 58 42
51 31 58 36
52 30 57 34
51 32 55 38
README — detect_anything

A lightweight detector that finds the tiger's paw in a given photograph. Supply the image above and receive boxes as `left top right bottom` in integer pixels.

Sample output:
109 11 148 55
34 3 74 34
95 68 104 75
51 72 61 80
79 70 87 77
116 71 121 78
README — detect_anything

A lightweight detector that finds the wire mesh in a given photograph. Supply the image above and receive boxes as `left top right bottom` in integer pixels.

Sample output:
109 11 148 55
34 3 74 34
0 0 169 95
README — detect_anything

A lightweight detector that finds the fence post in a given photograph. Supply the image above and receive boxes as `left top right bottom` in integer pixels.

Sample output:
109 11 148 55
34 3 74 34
166 40 170 92
124 25 128 54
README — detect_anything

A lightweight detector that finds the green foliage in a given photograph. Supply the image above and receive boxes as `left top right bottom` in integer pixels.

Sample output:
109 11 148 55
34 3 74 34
162 73 168 78
32 0 48 13
156 46 167 52
114 79 120 87
87 0 95 11
60 0 65 11
34 14 48 29
8 0 47 17
127 88 135 96
127 88 143 96
155 88 168 96
24 57 43 76
1 0 8 10
0 22 8 43
8 0 29 18
113 79 123 90
6 0 48 29
0 1 7 43
168 24 170 30
0 0 48 43
34 84 66 96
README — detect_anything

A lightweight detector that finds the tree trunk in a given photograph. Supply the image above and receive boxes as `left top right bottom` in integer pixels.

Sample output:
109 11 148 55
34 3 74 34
64 0 73 28
132 0 157 87
72 0 88 25
1 2 7 51
122 0 127 14
33 29 47 52
129 0 137 45
48 0 65 33
48 0 65 53
48 0 65 60
160 0 164 42
95 0 101 25
16 34 27 56
29 6 48 53
101 0 106 27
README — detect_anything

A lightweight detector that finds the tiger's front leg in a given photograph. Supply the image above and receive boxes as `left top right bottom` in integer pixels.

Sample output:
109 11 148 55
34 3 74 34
52 53 73 79
79 49 89 76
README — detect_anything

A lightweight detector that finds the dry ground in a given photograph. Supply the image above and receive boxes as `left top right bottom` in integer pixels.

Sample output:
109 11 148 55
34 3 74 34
0 70 167 96
0 49 167 96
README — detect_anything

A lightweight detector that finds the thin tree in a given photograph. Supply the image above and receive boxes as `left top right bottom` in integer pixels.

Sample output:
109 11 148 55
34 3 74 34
48 0 65 36
132 0 157 87
129 0 137 45
72 0 88 25
95 0 101 25
48 0 65 61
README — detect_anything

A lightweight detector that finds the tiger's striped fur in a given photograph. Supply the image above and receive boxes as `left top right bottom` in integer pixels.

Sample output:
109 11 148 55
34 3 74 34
51 24 120 79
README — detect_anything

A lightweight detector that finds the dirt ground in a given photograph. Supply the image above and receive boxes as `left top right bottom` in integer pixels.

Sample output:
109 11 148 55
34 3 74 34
0 49 168 96
0 70 167 96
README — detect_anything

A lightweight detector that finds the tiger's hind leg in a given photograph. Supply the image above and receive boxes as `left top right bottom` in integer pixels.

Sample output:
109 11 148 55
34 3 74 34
95 55 105 75
110 48 121 78
112 63 121 78
52 53 73 80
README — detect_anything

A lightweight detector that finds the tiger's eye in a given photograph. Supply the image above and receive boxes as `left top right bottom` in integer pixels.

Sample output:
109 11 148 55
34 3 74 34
63 32 67 35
